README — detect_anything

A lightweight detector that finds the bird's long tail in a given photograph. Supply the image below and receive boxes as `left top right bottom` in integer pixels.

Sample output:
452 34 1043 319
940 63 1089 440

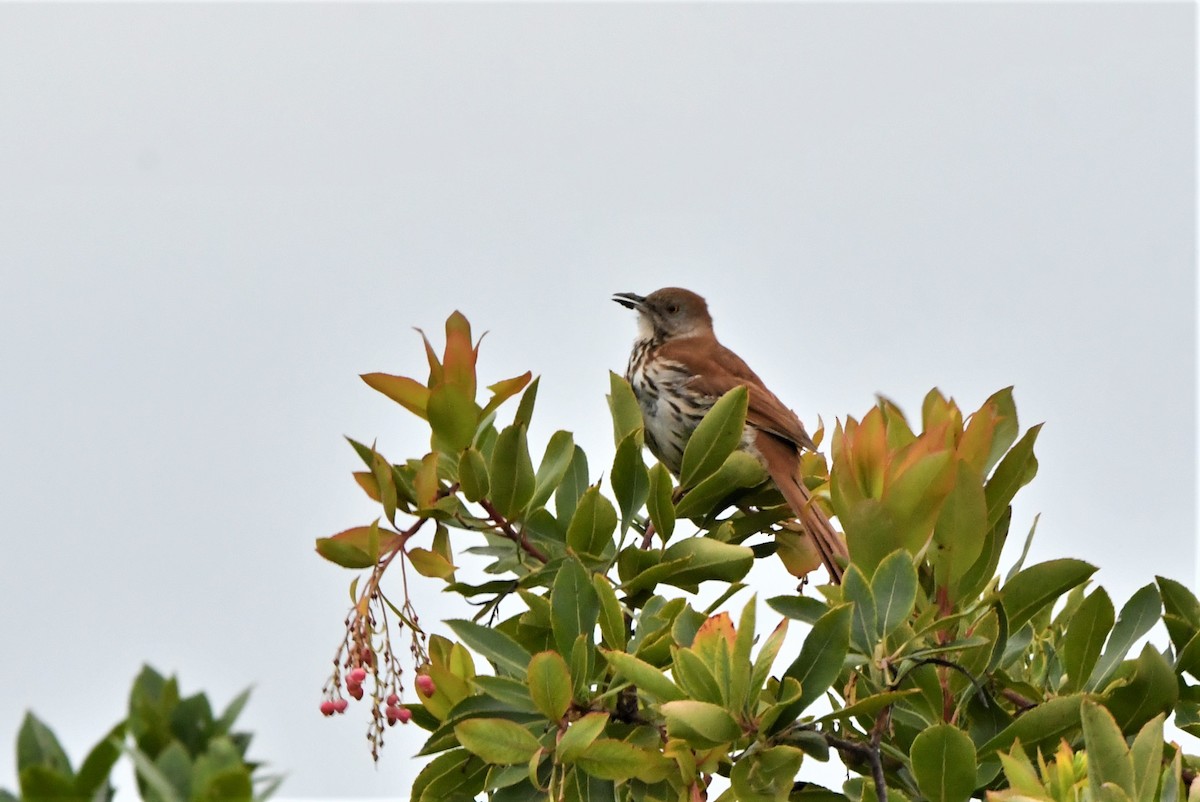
770 464 848 585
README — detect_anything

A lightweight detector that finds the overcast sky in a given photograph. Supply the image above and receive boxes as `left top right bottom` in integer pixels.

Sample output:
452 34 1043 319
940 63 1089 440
0 3 1194 798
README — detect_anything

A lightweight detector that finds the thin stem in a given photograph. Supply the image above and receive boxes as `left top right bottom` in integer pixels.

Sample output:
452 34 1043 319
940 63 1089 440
478 498 549 563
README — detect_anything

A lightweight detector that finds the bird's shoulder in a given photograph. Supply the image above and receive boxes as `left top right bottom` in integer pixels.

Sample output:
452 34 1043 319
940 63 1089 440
656 336 815 451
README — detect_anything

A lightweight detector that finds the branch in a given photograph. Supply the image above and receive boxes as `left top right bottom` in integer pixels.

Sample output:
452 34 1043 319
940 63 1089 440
478 498 549 563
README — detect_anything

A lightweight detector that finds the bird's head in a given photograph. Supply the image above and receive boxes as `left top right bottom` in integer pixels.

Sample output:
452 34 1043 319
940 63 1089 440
612 287 714 342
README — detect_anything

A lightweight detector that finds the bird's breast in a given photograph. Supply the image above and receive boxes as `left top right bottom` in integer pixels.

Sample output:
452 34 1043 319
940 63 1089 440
625 343 710 475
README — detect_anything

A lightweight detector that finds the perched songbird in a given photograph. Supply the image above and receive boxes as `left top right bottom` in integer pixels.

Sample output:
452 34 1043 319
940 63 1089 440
613 287 847 583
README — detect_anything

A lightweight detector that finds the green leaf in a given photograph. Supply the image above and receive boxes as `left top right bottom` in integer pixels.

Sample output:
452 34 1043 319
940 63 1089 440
1105 644 1178 733
607 371 643 445
976 694 1085 756
458 447 490 502
1001 559 1097 631
673 451 767 519
576 739 666 783
766 595 829 625
428 384 479 453
593 575 626 651
490 424 536 519
1086 583 1163 692
455 719 540 765
360 372 430 418
601 651 685 702
930 461 988 592
612 433 650 533
660 700 742 748
314 525 399 569
446 620 533 677
566 486 618 558
412 749 487 802
646 463 676 542
843 565 878 655
526 652 572 722
1081 699 1135 799
811 689 920 725
911 724 978 802
120 743 184 802
557 712 609 762
981 387 1020 476
984 424 1042 531
749 618 790 706
19 766 80 802
513 377 539 429
551 558 600 655
773 604 853 733
1129 714 1165 802
672 648 724 706
660 538 754 587
1061 589 1115 693
1157 575 1200 650
678 386 749 489
73 723 124 799
554 446 590 525
527 430 575 512
17 712 72 775
872 550 918 638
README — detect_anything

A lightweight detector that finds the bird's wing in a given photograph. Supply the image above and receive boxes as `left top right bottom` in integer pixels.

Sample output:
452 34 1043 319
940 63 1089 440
657 338 815 452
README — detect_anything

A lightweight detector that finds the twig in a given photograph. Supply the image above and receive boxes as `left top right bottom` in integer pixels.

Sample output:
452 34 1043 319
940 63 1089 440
1000 687 1038 712
478 498 549 563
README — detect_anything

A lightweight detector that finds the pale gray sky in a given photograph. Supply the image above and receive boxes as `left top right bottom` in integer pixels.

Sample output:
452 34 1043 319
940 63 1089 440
0 3 1194 798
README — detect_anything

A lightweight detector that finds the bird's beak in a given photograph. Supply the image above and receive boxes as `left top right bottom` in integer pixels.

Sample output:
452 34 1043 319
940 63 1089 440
612 292 646 311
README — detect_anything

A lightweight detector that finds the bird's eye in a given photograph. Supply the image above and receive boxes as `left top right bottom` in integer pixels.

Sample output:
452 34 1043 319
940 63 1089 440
666 304 679 314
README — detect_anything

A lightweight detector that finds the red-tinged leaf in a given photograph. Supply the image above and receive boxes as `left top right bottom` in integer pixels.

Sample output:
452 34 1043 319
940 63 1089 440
442 311 477 398
353 471 381 502
414 327 443 386
315 526 401 569
877 395 917 451
922 388 963 439
693 613 736 651
482 372 533 417
958 402 999 476
849 406 887 499
360 372 430 419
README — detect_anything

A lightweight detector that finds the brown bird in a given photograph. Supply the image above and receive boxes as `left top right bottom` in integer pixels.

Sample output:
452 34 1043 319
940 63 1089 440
613 287 847 584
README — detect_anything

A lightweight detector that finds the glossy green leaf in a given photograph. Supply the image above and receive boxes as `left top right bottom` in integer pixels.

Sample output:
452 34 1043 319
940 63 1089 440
1001 559 1097 631
74 723 124 798
513 377 539 429
551 557 599 654
489 424 536 519
811 689 920 724
678 386 749 489
673 451 766 519
981 387 1020 476
931 460 988 591
601 651 685 702
592 575 626 651
314 525 400 569
607 372 644 445
411 749 486 802
984 424 1042 531
660 700 742 748
976 694 1085 756
1105 644 1178 732
16 713 72 775
671 648 724 706
556 712 609 762
872 550 918 638
1081 700 1134 799
361 372 430 418
527 652 572 721
428 384 479 453
454 719 540 765
843 565 878 655
555 446 590 523
612 432 650 533
1129 714 1165 802
1086 583 1163 692
576 739 667 783
1157 575 1200 651
458 447 490 502
646 463 676 542
446 620 532 677
1061 589 1115 693
773 604 853 733
660 537 754 587
529 431 575 511
766 595 829 625
911 724 978 802
566 486 618 558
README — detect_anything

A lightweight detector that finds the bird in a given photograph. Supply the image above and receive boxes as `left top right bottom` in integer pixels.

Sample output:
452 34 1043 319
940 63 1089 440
613 287 847 584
